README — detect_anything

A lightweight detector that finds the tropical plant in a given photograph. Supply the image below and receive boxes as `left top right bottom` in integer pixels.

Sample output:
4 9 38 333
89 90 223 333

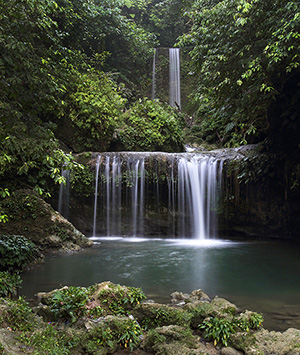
180 0 300 148
87 317 143 351
97 284 147 315
0 235 39 272
199 316 236 347
65 71 126 152
199 312 264 347
0 271 22 299
49 286 89 323
0 297 36 331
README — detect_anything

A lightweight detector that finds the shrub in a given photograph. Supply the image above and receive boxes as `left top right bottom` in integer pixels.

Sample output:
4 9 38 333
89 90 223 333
96 284 147 316
49 286 89 323
235 311 264 331
0 271 22 298
199 316 236 347
0 297 36 331
199 312 264 347
86 317 143 352
19 324 70 355
117 99 185 152
0 234 39 271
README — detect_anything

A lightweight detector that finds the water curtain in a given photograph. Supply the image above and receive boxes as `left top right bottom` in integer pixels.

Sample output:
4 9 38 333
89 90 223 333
169 48 181 109
151 48 181 109
92 153 223 239
58 169 70 219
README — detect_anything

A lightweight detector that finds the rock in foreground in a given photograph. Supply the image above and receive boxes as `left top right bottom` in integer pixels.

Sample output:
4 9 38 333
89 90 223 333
1 282 299 354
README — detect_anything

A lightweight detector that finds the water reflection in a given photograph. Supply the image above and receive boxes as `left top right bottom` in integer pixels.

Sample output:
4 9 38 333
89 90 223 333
21 237 300 331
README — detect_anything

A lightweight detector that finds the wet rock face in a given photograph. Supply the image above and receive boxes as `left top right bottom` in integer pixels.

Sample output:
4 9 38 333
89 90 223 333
0 189 92 254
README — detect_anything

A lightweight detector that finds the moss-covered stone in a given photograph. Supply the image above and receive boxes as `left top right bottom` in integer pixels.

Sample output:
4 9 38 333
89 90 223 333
232 328 300 355
0 189 92 254
183 301 219 328
211 296 237 316
0 283 300 354
143 325 207 355
132 303 192 329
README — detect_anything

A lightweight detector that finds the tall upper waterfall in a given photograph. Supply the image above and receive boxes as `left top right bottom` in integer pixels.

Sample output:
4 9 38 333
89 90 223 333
169 48 181 109
151 48 181 109
92 152 223 239
151 48 156 100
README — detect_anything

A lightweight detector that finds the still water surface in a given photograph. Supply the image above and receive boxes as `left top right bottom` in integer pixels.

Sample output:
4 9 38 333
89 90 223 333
21 237 300 331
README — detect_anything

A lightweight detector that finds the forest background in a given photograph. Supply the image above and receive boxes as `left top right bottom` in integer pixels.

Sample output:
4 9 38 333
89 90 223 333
1 0 300 220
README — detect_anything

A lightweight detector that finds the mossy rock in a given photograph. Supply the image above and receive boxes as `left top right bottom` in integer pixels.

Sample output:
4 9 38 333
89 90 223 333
211 296 237 315
83 315 143 354
132 303 192 329
0 189 92 253
0 329 25 355
183 301 219 328
143 325 206 355
91 281 147 315
231 328 300 355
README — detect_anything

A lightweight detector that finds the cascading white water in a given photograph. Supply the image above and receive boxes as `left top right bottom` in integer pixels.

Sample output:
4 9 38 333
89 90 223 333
92 153 223 239
58 169 70 219
152 49 156 100
169 48 181 108
178 157 219 239
92 155 101 236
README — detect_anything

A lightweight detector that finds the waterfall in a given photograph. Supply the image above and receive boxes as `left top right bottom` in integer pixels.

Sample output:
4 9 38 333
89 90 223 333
58 169 70 219
151 48 181 109
178 157 219 239
92 153 223 239
169 48 181 109
152 49 156 100
92 155 101 236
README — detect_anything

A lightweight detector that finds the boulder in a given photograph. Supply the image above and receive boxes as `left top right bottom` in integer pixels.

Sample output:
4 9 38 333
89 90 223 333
211 296 237 315
0 189 92 254
220 347 243 355
232 328 300 355
143 325 207 355
132 303 192 328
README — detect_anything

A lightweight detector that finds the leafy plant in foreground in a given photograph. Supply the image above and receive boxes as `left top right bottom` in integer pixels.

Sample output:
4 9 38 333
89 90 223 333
0 271 22 299
49 286 89 323
0 234 39 271
19 324 70 355
199 316 236 347
96 284 147 315
0 297 36 331
199 312 264 347
87 317 143 352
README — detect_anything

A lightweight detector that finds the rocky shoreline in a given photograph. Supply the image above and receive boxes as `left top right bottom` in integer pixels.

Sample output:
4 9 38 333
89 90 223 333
1 282 300 354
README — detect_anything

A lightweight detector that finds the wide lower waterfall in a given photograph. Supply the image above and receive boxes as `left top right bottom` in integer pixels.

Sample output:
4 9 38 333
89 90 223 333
92 152 223 239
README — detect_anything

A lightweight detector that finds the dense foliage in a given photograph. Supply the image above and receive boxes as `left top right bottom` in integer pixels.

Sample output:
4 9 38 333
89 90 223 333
0 235 40 272
180 0 300 149
0 0 184 202
121 0 193 47
116 99 185 152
